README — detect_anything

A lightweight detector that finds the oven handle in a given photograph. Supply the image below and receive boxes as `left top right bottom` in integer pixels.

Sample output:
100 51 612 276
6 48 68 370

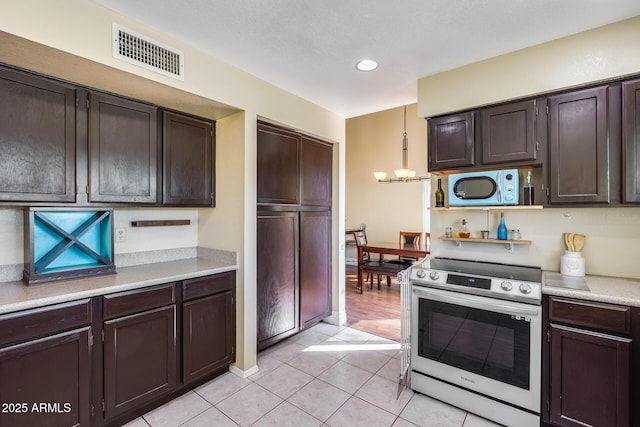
412 286 540 317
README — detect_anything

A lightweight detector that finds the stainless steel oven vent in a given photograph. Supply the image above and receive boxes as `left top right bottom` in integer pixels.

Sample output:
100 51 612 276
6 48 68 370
112 23 184 81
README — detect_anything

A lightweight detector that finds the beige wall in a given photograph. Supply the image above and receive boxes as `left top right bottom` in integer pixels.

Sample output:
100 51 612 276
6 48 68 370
419 16 640 118
346 104 429 257
418 17 640 279
0 0 347 373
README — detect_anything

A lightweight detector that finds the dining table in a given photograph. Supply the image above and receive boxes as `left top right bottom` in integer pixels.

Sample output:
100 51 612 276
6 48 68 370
356 241 429 293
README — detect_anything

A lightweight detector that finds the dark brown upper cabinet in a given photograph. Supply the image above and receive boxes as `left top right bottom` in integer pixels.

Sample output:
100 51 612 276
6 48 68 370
548 86 609 204
428 111 475 171
257 123 300 204
622 79 640 203
162 111 214 206
0 67 76 203
481 99 538 165
88 92 159 204
300 137 333 207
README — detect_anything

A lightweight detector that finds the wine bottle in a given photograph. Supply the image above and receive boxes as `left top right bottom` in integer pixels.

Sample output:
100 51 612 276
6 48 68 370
435 178 445 207
497 212 508 240
524 171 534 205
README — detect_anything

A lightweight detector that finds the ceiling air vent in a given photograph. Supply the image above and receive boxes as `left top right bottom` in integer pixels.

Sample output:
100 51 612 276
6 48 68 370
112 23 184 81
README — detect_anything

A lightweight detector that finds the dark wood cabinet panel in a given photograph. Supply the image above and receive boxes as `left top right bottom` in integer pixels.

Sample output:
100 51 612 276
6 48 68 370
428 112 475 171
183 290 234 384
622 79 640 203
0 327 91 427
300 210 332 329
481 99 538 164
0 67 76 202
257 210 299 350
549 323 630 427
548 86 609 204
300 137 333 207
257 123 300 204
162 111 214 206
88 92 159 204
103 305 177 420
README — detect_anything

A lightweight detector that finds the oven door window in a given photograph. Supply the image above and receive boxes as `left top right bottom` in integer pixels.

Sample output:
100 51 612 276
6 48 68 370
417 298 530 389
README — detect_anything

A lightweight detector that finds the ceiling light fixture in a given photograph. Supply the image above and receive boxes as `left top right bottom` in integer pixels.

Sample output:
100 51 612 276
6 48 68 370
356 59 379 71
374 105 431 183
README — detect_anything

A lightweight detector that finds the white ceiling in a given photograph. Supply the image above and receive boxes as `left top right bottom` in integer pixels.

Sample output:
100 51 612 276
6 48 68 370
94 0 640 118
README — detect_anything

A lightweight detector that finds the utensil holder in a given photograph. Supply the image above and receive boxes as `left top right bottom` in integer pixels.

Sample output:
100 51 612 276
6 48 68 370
560 251 585 277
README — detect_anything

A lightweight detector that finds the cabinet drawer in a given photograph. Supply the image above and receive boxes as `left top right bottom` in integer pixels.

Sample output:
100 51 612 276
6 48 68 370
549 297 631 335
103 283 175 320
0 299 92 347
182 271 235 302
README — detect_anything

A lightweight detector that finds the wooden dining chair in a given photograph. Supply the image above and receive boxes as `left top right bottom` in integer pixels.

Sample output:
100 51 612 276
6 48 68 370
385 231 423 266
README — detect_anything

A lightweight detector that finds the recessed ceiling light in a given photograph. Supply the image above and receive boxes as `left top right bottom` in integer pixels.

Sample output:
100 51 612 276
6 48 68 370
356 59 379 71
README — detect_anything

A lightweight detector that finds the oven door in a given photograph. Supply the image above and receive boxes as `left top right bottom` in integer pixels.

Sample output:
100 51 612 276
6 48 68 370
411 285 541 412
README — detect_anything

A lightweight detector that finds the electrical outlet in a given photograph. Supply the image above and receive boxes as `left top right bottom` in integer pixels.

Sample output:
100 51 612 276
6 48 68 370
115 227 126 242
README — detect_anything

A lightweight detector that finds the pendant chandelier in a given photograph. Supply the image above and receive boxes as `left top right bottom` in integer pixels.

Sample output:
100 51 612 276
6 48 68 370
373 105 431 183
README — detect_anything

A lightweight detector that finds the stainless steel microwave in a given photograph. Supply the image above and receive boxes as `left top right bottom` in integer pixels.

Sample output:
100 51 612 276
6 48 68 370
447 169 519 206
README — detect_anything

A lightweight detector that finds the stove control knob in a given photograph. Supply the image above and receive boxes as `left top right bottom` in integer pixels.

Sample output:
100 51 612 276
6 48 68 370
416 269 427 279
519 283 532 294
429 271 440 281
500 281 513 291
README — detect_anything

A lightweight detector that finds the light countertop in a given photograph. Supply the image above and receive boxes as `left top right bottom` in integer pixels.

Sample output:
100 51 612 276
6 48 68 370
543 271 640 307
0 257 237 315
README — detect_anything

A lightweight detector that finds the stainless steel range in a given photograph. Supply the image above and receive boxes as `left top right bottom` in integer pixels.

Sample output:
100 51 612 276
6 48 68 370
409 257 542 427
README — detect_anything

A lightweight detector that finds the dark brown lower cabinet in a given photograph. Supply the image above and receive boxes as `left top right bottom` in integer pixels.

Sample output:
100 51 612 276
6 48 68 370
103 305 177 420
0 299 93 427
543 296 635 427
300 210 331 329
182 272 236 385
257 210 299 350
0 327 92 427
0 272 236 427
549 324 630 427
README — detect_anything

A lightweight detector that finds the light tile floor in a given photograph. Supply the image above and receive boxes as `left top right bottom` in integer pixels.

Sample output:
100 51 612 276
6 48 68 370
124 322 502 427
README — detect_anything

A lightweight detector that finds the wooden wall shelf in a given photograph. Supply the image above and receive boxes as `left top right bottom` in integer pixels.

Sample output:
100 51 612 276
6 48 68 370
439 235 531 252
131 220 191 227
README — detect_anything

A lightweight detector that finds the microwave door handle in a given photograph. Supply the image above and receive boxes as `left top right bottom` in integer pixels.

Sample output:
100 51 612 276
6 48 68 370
412 287 540 317
496 172 502 202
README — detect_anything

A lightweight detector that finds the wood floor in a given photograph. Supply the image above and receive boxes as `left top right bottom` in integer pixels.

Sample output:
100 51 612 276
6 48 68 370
345 265 401 342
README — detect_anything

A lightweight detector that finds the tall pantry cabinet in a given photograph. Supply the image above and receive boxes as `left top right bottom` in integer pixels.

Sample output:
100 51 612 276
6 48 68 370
257 122 332 351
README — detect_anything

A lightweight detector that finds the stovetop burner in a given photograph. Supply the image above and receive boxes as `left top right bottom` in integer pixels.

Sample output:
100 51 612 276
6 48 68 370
410 257 542 304
429 257 542 283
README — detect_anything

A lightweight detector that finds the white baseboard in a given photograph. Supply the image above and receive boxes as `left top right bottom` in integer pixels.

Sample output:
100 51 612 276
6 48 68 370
229 363 259 379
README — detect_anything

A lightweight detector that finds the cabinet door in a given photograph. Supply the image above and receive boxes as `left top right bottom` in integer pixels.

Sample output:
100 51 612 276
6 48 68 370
88 92 158 203
103 305 176 419
428 112 475 171
257 211 299 350
0 67 76 202
257 123 300 204
162 111 214 206
0 327 91 427
549 323 630 427
548 87 609 204
300 210 331 329
622 79 640 203
183 290 234 384
481 99 537 164
300 137 332 207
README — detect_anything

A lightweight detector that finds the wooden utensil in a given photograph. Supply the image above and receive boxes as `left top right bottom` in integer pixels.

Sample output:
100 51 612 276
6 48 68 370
563 233 574 251
568 233 575 251
573 234 586 252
